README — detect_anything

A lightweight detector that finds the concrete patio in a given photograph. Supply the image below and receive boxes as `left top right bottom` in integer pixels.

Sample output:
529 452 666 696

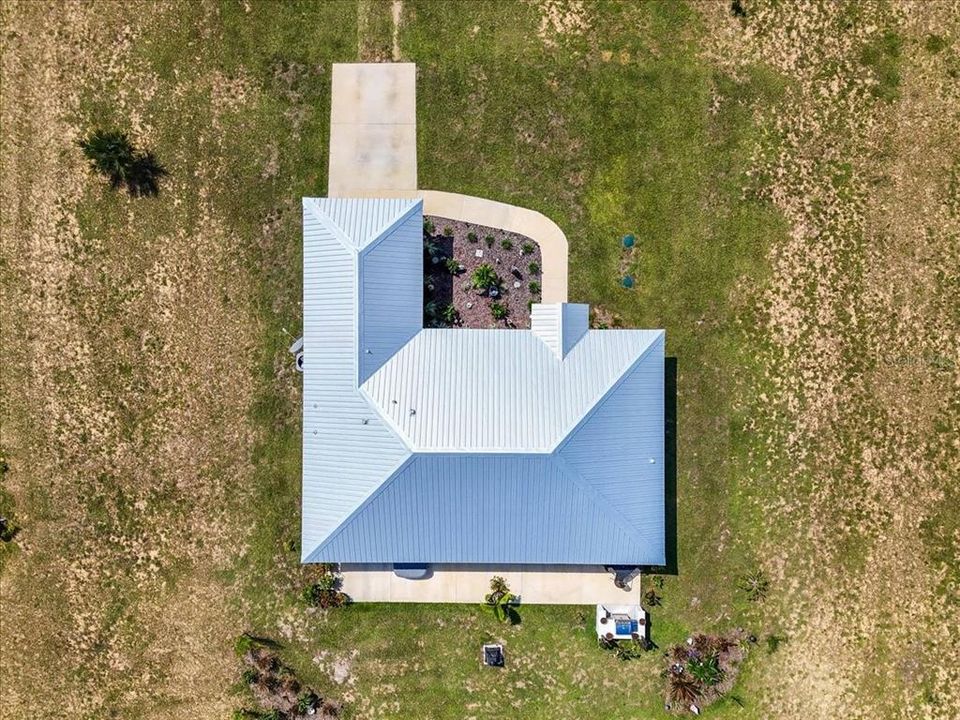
340 565 642 605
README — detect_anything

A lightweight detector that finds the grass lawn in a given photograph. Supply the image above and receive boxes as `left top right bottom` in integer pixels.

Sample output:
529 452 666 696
1 1 957 719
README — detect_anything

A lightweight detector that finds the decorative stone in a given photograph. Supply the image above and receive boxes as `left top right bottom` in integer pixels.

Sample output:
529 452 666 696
513 281 521 289
475 249 483 258
466 302 473 309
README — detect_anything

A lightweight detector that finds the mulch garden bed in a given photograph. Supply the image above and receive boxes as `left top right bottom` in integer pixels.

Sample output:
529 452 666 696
423 215 543 329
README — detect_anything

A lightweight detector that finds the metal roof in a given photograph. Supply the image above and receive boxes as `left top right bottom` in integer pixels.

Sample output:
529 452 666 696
302 198 666 565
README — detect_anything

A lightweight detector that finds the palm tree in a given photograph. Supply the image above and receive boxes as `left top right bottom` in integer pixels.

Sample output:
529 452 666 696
78 130 167 196
79 130 135 189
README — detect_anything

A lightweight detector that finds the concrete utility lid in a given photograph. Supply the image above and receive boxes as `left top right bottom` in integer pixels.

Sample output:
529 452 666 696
328 63 418 197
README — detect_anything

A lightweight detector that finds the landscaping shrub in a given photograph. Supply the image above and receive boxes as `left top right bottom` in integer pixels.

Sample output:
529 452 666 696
739 568 769 602
528 281 541 296
527 261 540 275
520 242 534 255
442 304 461 326
424 219 435 235
467 231 478 243
500 238 513 250
663 632 746 712
79 129 167 197
484 235 495 248
490 302 508 321
302 565 348 608
483 575 518 623
471 264 501 294
443 226 453 237
445 257 462 275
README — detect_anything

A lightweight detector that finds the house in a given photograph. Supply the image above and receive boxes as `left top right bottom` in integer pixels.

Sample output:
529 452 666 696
301 196 666 603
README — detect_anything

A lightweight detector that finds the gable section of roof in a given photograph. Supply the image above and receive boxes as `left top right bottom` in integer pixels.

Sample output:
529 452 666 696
301 202 410 561
358 207 423 382
531 303 589 358
556 331 666 563
306 453 654 564
310 197 421 251
362 328 663 453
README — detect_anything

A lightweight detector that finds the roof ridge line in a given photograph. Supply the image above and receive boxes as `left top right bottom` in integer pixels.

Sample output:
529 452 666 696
552 331 665 453
303 451 416 563
549 452 651 549
303 198 358 253
359 198 423 256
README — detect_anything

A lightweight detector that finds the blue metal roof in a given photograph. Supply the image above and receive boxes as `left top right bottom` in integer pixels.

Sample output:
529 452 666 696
302 198 666 566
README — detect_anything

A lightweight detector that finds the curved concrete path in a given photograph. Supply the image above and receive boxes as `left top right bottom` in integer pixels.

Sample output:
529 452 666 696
419 190 568 303
327 63 569 303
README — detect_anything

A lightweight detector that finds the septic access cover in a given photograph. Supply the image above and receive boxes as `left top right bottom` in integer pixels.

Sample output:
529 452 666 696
482 644 504 667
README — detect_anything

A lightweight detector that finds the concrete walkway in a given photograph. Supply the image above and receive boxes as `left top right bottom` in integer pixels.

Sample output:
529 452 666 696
419 190 568 303
327 63 569 302
328 63 418 197
341 564 641 605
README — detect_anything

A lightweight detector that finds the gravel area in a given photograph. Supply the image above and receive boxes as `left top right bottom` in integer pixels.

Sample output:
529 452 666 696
423 215 542 329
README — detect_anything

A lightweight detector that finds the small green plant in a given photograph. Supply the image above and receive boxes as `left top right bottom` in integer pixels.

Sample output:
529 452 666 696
739 568 769 602
445 257 462 275
500 238 513 250
471 264 501 293
484 235 495 248
614 638 648 660
520 242 534 255
766 633 788 653
924 34 948 54
424 238 443 263
424 219 436 234
442 304 461 326
652 575 664 589
484 575 518 623
443 226 453 237
234 633 258 656
490 302 508 321
644 588 662 607
241 667 258 684
527 261 540 275
687 654 723 686
0 516 19 542
467 231 478 243
302 566 348 608
424 300 441 326
297 691 319 714
528 281 541 296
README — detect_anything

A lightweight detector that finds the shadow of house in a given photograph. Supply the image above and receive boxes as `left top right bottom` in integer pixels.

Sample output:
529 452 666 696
641 356 677 576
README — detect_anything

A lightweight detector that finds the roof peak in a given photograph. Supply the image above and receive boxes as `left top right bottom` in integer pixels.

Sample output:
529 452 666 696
531 303 590 359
